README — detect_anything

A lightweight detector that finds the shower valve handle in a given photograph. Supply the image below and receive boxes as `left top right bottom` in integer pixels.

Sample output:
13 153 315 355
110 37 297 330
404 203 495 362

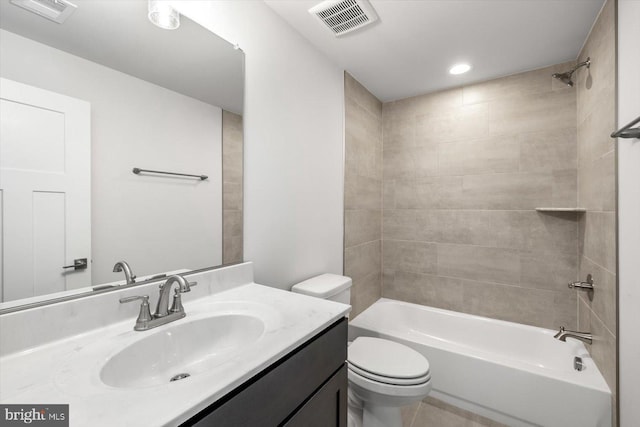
568 274 595 291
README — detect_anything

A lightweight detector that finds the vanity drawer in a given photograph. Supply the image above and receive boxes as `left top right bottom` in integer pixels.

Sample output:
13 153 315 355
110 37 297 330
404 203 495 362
183 317 347 427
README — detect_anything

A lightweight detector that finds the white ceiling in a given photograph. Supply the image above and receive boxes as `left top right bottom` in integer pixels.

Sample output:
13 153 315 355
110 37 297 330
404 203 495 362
265 0 605 102
0 0 244 113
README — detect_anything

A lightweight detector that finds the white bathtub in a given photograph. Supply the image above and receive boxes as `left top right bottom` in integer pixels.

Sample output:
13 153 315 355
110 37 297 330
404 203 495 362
348 298 611 427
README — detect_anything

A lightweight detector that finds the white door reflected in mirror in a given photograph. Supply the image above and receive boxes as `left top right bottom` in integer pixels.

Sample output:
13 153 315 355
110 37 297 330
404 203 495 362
0 78 91 302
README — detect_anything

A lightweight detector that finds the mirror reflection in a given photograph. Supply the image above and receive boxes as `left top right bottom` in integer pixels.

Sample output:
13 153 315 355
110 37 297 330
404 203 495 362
0 0 244 307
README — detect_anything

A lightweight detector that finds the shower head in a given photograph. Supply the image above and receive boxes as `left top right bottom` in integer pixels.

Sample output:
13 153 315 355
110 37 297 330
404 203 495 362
552 71 575 87
552 57 591 87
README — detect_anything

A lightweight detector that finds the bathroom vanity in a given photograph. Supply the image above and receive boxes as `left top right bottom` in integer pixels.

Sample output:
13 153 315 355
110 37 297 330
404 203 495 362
0 263 350 426
185 318 347 426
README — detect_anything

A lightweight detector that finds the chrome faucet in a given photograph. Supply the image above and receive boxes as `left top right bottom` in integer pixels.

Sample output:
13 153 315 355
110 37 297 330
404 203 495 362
155 275 193 318
120 274 197 331
554 326 593 345
113 261 136 285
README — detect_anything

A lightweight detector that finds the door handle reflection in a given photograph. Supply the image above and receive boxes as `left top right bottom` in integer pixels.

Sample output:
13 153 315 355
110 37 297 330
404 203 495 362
62 258 88 271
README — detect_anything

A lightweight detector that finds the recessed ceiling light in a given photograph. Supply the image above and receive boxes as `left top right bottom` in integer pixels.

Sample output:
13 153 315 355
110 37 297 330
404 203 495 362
449 63 471 75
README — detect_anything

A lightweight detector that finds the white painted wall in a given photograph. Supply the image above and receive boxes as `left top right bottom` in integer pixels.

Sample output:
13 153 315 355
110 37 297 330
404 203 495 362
0 30 222 285
172 1 345 290
617 1 640 425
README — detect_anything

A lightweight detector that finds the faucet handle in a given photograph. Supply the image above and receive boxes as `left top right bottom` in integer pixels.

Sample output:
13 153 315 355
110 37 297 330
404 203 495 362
119 295 147 304
120 295 153 327
170 289 185 313
169 284 195 312
158 281 196 291
568 274 595 291
169 281 197 313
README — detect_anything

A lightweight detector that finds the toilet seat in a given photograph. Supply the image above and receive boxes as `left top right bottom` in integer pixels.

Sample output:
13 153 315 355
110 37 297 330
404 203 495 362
347 337 430 386
348 363 431 386
347 366 432 405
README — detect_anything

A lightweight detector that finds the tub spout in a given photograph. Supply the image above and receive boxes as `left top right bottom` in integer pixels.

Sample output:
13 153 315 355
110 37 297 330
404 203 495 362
554 326 592 345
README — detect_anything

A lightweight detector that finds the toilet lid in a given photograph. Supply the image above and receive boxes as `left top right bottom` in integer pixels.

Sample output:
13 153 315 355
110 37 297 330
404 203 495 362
347 337 430 383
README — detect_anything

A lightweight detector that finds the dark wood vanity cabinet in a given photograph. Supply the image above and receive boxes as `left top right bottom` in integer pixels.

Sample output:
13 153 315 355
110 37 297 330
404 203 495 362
283 365 347 427
182 318 348 427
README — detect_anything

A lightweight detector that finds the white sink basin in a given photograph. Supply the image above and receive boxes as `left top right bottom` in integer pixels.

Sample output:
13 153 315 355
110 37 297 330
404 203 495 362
4 281 350 427
100 314 265 388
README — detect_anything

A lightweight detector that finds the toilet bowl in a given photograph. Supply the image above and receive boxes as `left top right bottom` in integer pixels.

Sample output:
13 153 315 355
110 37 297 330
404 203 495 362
291 274 432 427
347 337 431 427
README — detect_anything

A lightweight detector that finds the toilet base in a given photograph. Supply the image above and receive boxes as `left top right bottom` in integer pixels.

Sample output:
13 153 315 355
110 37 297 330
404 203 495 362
348 388 404 427
347 388 363 427
362 405 403 427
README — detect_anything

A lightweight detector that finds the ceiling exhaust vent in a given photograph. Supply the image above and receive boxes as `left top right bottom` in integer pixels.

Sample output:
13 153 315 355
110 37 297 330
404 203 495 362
10 0 77 24
309 0 379 37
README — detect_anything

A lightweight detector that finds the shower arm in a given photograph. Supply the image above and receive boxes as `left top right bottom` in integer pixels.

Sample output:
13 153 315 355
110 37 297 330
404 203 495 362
559 58 591 79
571 58 591 73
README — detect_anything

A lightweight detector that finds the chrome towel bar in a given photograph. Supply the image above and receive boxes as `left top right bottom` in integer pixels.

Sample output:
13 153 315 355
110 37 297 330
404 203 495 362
132 167 208 180
611 115 640 139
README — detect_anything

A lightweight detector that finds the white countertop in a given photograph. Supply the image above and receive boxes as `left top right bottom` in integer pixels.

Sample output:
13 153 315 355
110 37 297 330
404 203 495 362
0 283 350 426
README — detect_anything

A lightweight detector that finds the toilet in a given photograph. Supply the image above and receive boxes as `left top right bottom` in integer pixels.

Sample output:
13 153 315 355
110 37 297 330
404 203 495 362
292 274 432 427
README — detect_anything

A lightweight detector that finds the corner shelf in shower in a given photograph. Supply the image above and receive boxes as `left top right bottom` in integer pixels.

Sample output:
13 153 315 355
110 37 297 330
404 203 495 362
535 207 586 213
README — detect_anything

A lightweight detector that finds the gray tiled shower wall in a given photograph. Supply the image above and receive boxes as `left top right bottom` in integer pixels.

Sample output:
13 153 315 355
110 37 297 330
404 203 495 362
344 73 383 318
380 62 580 330
343 64 581 331
343 2 616 425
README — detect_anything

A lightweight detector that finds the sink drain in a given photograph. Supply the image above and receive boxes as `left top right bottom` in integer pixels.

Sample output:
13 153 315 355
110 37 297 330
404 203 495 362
170 373 191 382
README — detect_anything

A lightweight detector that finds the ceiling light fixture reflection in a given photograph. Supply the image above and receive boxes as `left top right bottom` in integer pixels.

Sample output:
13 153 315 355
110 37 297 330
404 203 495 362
449 63 471 75
148 0 180 30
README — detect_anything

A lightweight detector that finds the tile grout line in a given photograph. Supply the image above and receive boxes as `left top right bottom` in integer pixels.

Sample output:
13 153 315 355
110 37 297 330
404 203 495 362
381 238 578 255
582 254 617 276
388 268 577 296
582 296 617 339
408 402 421 427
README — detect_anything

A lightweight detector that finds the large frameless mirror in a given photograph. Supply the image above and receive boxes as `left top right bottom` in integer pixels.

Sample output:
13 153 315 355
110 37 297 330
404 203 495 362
0 0 244 311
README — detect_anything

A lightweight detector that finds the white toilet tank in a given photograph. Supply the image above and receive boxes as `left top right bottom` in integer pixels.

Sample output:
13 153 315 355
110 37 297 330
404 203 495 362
291 273 352 304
